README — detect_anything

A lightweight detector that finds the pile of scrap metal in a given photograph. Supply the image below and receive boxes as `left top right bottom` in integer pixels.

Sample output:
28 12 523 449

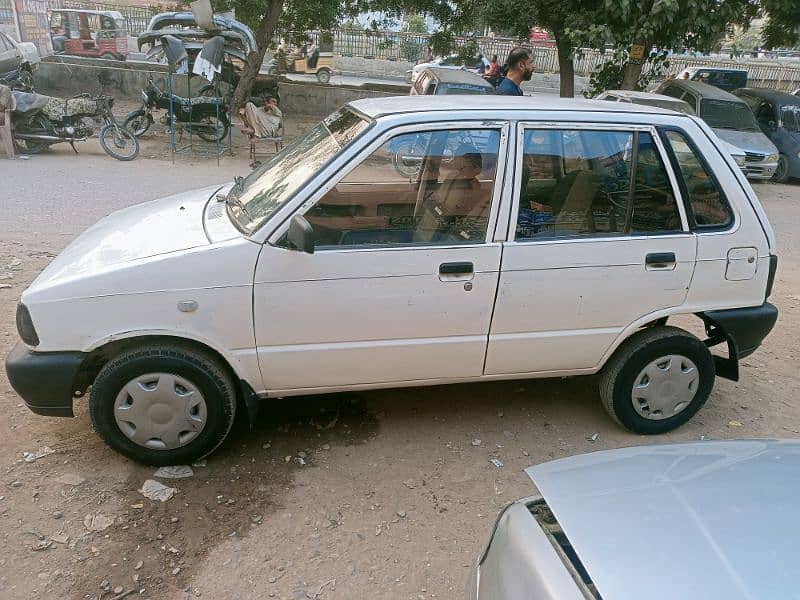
137 12 278 101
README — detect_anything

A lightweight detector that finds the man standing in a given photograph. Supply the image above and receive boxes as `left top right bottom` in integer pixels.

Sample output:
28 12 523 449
496 47 533 96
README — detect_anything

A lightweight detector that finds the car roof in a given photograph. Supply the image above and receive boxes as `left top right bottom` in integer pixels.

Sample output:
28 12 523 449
421 67 493 87
526 440 800 600
50 8 124 17
736 87 800 108
683 66 748 74
662 79 743 101
603 90 687 103
348 95 683 119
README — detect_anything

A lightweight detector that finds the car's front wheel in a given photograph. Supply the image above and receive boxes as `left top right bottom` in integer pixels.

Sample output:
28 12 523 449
90 344 236 465
599 326 715 434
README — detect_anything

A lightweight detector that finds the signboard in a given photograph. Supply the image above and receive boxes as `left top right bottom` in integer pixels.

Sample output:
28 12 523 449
629 43 645 65
14 0 51 54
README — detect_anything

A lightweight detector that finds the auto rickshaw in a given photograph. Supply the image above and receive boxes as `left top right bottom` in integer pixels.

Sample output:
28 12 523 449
49 9 129 61
266 39 334 83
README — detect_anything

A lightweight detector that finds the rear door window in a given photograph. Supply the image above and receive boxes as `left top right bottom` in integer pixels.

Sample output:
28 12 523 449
662 130 733 229
515 128 683 240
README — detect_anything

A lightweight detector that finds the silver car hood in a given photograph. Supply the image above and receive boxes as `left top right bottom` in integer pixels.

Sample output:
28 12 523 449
713 128 778 155
525 440 800 600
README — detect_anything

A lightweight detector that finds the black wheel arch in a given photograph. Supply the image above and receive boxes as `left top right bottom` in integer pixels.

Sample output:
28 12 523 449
73 335 258 420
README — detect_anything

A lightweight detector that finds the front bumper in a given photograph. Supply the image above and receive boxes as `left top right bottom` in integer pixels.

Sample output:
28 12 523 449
744 161 778 180
5 341 85 417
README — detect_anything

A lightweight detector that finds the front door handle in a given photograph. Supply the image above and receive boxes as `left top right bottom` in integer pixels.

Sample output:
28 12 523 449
645 252 676 270
439 262 474 275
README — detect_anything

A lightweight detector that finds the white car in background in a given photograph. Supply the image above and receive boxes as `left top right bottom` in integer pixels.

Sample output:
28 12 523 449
597 89 748 171
0 31 40 89
406 54 468 83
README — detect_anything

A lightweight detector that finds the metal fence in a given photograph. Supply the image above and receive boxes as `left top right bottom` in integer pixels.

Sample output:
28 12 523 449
45 0 157 36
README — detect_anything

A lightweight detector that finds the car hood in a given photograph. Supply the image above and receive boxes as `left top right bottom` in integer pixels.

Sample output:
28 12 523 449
713 128 778 155
526 440 800 600
28 184 223 291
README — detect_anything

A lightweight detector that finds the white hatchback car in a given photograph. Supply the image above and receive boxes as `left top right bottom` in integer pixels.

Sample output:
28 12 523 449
6 97 779 465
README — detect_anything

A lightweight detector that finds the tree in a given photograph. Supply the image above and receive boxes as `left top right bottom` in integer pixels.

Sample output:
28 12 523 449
487 0 598 97
212 0 343 110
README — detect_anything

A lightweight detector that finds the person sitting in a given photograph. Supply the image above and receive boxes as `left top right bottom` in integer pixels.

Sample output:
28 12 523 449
484 55 501 87
239 96 282 138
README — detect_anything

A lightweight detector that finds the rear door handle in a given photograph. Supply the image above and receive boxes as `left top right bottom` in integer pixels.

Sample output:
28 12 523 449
439 262 474 275
645 252 676 270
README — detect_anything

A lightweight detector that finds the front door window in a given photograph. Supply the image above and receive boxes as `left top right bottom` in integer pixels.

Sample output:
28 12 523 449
303 128 502 248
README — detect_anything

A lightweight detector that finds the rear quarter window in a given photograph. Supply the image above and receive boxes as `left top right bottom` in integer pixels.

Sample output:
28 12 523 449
662 130 733 229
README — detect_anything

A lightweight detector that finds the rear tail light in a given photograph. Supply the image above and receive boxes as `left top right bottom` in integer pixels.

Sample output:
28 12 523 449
766 254 778 300
16 303 39 346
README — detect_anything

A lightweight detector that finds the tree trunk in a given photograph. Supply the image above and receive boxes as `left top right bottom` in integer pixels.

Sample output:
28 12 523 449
231 0 284 112
620 38 646 90
556 38 574 98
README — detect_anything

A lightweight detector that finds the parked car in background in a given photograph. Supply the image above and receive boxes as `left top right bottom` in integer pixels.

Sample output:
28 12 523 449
0 32 40 90
655 79 779 179
410 67 494 96
675 66 747 92
597 89 747 170
733 87 800 182
469 440 800 600
407 54 467 83
6 96 778 465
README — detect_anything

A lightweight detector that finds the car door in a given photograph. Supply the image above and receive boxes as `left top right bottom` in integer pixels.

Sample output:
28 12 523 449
485 123 697 375
253 122 509 391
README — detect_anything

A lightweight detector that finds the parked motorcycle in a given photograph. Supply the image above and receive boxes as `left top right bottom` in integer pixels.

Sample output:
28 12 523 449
124 76 229 142
11 92 139 161
0 66 34 92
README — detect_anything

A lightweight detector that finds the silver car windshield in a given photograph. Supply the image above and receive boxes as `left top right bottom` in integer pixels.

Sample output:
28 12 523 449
226 108 371 233
781 106 800 132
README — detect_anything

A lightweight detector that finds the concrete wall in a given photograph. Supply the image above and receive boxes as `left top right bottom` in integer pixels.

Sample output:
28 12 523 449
278 81 405 116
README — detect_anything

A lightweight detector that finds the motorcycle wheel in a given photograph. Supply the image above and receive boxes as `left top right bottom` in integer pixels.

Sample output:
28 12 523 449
123 109 152 137
16 68 34 92
99 124 140 161
195 115 229 143
13 115 51 154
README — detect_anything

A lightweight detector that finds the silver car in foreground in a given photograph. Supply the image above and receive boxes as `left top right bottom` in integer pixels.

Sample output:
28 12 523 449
469 440 800 599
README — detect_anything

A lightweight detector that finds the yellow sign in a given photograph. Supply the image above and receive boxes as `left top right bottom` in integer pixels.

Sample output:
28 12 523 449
630 44 645 60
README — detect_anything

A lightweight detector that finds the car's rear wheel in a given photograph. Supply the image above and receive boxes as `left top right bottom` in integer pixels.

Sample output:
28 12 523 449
90 345 236 465
599 326 715 434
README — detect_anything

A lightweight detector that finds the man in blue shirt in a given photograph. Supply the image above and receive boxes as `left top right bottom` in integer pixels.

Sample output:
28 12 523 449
496 47 533 96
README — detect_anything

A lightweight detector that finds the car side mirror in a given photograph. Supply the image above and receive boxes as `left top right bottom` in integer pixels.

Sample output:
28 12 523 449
287 214 315 254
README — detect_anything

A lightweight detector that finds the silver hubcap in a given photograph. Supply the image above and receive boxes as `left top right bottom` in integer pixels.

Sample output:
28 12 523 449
114 373 207 450
631 355 699 420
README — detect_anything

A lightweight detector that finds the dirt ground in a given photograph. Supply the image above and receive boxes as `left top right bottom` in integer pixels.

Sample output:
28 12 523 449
0 135 799 600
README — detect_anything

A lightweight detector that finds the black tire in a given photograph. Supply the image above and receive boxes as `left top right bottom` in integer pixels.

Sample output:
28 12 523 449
599 326 715 434
195 115 229 142
773 154 790 184
123 109 152 137
13 114 51 154
90 345 237 465
99 124 140 161
316 68 331 84
16 67 33 91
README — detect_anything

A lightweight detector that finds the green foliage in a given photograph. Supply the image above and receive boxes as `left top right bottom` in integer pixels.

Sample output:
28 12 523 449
584 49 670 97
405 13 428 33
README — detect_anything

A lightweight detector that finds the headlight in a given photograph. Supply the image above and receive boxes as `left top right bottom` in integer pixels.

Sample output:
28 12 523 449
767 153 779 162
733 154 746 167
16 303 39 346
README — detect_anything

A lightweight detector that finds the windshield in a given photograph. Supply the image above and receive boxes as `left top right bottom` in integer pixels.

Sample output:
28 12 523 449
781 106 800 132
227 108 371 233
700 99 759 131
